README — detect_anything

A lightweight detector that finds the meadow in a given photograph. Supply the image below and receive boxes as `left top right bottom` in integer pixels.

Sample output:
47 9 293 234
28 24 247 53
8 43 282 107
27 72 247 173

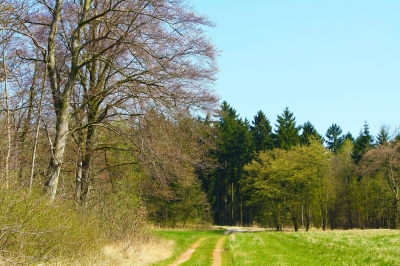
152 229 400 266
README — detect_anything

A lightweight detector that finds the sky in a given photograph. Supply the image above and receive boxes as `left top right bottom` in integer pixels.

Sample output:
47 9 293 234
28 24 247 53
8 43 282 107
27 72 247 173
191 0 400 138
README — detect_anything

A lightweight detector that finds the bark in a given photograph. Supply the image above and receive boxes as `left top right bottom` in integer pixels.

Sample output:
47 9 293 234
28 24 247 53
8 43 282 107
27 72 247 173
44 0 88 199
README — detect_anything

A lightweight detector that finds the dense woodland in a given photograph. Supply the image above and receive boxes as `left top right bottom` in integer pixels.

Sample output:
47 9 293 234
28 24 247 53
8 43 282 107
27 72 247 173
207 103 400 230
0 0 399 243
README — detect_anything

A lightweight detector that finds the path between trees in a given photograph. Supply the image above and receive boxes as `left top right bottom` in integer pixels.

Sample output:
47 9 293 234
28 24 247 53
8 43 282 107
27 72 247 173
169 227 265 266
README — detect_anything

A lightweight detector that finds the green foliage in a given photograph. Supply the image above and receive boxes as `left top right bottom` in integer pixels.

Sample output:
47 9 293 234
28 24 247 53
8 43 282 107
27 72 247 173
251 110 274 152
325 123 344 154
243 140 332 231
353 121 375 163
274 107 301 150
376 125 390 145
211 101 254 225
300 121 323 146
149 178 212 228
329 139 357 229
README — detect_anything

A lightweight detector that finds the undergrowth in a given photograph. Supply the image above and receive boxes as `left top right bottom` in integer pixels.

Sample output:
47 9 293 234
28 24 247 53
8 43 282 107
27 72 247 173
0 183 148 265
0 186 105 265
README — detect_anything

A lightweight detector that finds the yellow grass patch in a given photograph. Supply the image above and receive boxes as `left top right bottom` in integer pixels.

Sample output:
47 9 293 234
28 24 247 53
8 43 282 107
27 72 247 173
102 237 174 266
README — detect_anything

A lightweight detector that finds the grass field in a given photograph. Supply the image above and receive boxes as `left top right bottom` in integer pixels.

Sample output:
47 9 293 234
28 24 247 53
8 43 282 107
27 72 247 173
152 229 400 266
226 229 400 266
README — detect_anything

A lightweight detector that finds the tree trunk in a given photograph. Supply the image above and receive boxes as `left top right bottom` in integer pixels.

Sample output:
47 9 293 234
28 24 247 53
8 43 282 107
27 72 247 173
44 0 83 199
79 125 96 203
44 109 70 199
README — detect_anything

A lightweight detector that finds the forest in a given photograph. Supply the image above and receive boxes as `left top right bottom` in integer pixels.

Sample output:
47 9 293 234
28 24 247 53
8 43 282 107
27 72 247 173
205 103 400 230
0 0 399 263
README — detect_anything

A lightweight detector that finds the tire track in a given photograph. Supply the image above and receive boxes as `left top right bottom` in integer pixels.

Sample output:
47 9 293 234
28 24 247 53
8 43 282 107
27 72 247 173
169 237 206 266
212 236 226 266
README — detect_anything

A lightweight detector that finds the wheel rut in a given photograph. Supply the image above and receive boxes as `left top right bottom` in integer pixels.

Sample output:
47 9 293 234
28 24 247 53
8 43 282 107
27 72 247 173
169 237 206 266
212 236 227 266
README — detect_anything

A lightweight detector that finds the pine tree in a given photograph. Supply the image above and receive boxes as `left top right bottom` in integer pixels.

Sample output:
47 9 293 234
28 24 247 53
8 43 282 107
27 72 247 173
353 121 375 163
274 107 301 150
376 125 390 145
325 123 344 154
212 101 254 225
343 132 355 143
251 110 274 152
301 121 323 146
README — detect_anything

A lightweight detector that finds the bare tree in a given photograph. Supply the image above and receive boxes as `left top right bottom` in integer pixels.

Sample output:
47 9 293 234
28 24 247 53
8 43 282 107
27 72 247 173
7 0 218 199
360 140 400 228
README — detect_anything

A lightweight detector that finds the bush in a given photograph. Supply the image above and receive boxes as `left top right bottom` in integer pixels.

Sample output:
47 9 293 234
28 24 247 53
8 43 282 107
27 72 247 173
0 186 106 265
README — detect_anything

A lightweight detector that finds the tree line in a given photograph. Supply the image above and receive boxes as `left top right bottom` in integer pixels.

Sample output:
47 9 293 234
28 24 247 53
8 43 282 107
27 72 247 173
0 0 399 233
204 102 400 230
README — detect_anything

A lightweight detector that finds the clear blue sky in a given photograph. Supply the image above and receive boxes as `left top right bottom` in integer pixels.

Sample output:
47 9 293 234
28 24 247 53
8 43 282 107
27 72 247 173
191 0 400 138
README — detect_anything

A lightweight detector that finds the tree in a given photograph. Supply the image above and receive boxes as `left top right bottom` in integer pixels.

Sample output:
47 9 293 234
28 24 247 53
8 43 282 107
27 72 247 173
376 125 391 145
243 140 331 231
250 110 274 152
325 123 344 154
212 102 254 225
301 121 323 146
343 132 355 143
274 107 301 150
359 142 400 228
330 139 357 229
353 122 375 163
9 0 219 199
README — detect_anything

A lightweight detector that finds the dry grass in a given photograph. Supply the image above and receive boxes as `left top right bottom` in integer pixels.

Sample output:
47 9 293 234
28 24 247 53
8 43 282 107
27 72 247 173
102 236 174 266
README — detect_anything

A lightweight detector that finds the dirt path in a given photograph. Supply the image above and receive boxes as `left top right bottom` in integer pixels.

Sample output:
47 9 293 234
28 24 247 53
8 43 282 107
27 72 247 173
169 237 206 266
212 236 226 266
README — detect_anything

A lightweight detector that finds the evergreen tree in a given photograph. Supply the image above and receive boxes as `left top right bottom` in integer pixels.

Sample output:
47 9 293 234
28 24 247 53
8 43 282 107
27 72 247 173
353 121 375 163
274 107 301 150
376 125 390 145
325 123 344 154
343 132 355 143
251 110 274 152
212 101 254 225
301 121 323 146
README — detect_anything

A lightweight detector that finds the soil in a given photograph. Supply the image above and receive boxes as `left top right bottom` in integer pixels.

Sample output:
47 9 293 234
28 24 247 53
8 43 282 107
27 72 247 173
169 237 206 266
212 236 227 266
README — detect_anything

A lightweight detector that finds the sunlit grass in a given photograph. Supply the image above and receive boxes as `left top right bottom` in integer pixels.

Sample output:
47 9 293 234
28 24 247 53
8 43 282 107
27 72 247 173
151 229 224 266
225 229 400 265
181 231 224 266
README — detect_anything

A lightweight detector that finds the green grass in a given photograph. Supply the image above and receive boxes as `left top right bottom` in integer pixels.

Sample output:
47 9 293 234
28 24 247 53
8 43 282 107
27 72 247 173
225 230 400 265
181 232 224 266
151 229 225 266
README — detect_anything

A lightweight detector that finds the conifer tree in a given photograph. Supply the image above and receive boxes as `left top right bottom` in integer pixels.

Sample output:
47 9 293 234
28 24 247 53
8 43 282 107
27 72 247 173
212 102 254 225
325 123 344 154
274 107 301 150
301 121 323 146
251 110 274 152
353 121 375 163
376 125 390 145
343 132 355 143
